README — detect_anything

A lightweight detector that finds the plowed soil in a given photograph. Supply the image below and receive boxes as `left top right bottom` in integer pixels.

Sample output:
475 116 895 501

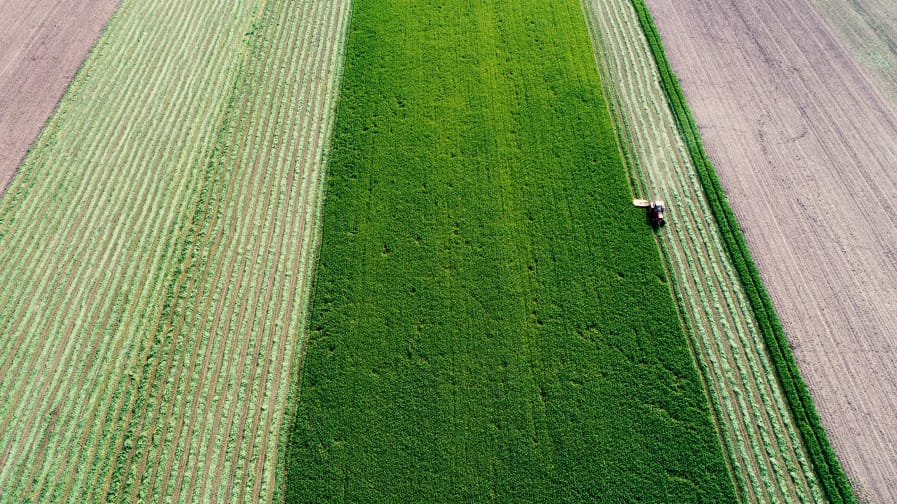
0 0 120 193
645 0 897 501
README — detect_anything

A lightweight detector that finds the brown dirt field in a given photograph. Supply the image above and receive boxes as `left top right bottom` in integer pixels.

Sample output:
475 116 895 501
0 0 120 193
645 0 897 501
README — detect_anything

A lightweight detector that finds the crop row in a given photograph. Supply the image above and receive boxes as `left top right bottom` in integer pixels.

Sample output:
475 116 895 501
581 0 829 501
113 1 352 500
0 1 256 499
0 0 350 502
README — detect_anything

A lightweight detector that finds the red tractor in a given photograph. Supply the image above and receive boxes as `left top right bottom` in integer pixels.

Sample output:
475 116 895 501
633 199 666 228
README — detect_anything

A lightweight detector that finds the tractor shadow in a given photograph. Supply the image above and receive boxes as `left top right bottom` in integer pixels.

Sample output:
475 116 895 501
645 208 666 231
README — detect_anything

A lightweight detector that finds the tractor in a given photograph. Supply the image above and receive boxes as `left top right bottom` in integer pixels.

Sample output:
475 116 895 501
633 199 666 228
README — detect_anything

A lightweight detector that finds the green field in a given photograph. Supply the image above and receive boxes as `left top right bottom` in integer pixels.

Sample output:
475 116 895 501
285 0 736 501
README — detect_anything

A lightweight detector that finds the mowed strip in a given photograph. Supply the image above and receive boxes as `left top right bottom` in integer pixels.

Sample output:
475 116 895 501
286 0 736 501
111 1 351 501
0 0 350 502
581 0 823 501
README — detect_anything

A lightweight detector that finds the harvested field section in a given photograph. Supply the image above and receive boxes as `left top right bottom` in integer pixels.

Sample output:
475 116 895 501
582 0 821 501
0 0 121 193
0 0 350 502
645 0 897 500
286 0 736 501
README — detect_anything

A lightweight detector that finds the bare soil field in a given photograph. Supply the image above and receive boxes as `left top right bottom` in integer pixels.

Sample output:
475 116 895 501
0 0 120 193
645 0 897 501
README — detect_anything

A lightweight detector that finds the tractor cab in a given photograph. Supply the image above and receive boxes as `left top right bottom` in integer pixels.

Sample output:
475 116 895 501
633 198 666 228
649 201 665 228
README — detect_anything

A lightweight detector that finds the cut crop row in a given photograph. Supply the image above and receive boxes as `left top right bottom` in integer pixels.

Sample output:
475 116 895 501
0 2 256 498
113 2 351 500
